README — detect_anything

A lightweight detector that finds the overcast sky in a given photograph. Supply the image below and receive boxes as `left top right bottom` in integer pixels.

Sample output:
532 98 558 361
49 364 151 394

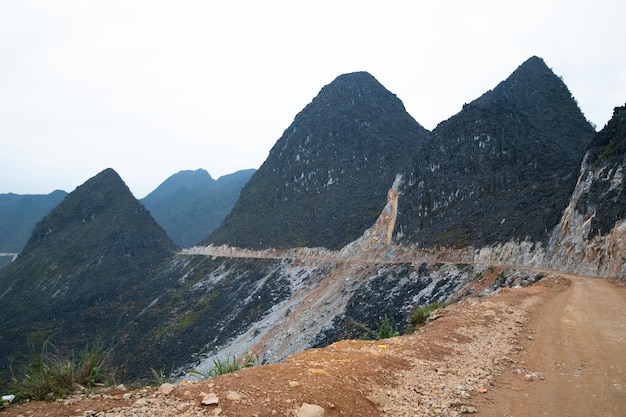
1 1 625 198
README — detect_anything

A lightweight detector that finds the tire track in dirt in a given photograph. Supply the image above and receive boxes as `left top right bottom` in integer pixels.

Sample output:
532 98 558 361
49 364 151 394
477 274 626 416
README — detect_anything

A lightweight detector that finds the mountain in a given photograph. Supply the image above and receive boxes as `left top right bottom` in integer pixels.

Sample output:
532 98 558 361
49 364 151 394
2 59 624 387
0 168 178 378
575 104 626 237
206 71 430 250
0 190 67 254
141 169 255 247
543 103 626 277
394 56 596 248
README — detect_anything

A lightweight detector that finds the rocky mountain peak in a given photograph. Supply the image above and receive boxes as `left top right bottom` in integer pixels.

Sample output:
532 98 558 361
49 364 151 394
143 169 216 202
0 168 177 377
206 72 429 250
395 56 596 248
22 167 175 254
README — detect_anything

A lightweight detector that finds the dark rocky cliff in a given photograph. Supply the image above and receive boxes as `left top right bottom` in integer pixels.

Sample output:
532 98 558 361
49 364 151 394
575 104 626 237
395 56 595 248
206 71 429 250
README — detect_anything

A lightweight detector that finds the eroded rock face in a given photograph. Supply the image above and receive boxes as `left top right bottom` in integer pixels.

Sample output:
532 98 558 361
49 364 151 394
206 71 429 251
474 105 626 279
395 56 595 249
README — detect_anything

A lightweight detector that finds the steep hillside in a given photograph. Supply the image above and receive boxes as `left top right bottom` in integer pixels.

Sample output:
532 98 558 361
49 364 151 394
575 104 626 236
544 103 626 277
0 190 67 253
206 71 429 250
2 58 624 393
395 56 595 248
141 169 254 247
0 168 178 379
128 178 539 380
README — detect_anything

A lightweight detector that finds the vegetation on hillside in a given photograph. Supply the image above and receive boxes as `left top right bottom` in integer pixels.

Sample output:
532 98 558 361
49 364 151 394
396 56 595 248
9 340 112 401
206 71 429 250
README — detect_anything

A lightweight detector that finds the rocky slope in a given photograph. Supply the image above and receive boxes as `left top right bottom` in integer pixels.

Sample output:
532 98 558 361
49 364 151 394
149 175 541 379
0 168 179 380
546 104 626 277
475 103 626 279
206 71 429 250
395 56 595 248
1 273 575 417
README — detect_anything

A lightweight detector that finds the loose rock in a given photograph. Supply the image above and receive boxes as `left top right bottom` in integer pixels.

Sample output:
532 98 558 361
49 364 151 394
201 393 220 406
158 383 176 395
296 402 325 417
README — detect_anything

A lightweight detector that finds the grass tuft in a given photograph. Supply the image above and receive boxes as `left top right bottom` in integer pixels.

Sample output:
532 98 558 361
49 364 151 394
410 302 444 328
10 339 112 401
205 352 257 377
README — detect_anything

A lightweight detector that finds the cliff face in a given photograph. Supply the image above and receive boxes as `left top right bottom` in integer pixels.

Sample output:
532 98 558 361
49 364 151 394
206 71 429 250
475 105 626 279
546 105 626 278
395 57 595 248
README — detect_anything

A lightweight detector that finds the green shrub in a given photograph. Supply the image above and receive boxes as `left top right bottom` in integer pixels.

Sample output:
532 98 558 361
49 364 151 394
410 302 444 327
150 367 173 385
75 341 109 387
495 271 507 287
207 352 257 377
375 315 399 339
362 315 399 340
521 273 546 287
10 339 112 401
456 263 472 271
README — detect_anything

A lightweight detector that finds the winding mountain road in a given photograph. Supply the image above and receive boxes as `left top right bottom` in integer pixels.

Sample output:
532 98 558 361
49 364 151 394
480 274 626 416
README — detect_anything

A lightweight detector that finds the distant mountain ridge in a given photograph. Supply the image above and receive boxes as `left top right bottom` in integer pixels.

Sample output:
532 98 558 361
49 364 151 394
207 71 429 250
141 168 255 247
0 190 67 253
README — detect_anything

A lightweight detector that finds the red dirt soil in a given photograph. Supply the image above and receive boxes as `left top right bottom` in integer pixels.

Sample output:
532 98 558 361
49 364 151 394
2 273 624 417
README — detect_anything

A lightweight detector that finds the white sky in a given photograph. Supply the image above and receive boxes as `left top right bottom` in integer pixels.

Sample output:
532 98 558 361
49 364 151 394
1 1 625 198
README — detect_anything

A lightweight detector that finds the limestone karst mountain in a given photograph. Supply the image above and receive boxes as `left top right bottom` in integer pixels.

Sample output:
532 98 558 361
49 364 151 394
394 56 596 248
141 168 255 247
544 103 626 277
0 168 178 378
1 59 625 386
206 71 430 250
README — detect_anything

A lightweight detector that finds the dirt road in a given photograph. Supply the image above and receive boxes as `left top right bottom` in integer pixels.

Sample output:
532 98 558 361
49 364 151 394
3 274 624 416
479 274 626 416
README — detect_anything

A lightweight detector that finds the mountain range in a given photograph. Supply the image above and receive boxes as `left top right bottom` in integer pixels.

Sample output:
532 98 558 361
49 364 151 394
395 56 595 247
206 71 429 250
0 190 67 260
0 168 254 262
1 56 624 383
141 168 255 247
